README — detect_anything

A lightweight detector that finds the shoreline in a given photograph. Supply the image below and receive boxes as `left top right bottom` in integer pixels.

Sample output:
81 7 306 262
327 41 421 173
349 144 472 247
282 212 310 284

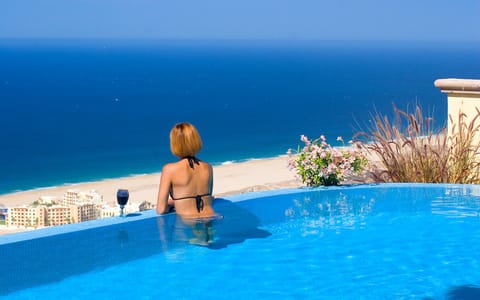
0 155 301 236
0 155 289 196
0 155 300 209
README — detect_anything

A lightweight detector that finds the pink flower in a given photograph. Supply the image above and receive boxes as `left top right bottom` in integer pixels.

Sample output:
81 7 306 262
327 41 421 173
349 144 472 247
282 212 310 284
300 135 310 145
288 133 367 186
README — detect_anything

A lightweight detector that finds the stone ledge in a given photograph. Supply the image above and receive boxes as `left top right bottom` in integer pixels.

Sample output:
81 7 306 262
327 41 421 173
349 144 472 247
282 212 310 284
434 78 480 94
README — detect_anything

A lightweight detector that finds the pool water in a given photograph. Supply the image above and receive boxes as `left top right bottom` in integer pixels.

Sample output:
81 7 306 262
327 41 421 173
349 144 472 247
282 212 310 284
2 184 480 299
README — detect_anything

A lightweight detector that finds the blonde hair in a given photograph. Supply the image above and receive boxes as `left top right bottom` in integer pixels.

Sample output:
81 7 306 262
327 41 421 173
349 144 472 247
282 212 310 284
169 122 203 157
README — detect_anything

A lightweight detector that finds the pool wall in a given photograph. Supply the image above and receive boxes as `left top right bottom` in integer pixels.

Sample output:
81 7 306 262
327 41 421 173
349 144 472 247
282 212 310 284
2 183 479 246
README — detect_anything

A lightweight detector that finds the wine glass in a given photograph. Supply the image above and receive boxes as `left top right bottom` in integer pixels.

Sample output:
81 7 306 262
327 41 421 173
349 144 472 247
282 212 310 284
117 189 129 217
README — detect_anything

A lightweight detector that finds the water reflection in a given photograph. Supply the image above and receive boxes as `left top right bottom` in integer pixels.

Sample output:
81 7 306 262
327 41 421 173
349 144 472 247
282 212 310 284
156 198 271 250
431 187 480 218
284 191 375 230
117 227 129 248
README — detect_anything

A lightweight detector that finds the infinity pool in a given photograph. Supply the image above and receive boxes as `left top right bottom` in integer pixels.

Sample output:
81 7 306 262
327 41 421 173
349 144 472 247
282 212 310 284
1 183 480 299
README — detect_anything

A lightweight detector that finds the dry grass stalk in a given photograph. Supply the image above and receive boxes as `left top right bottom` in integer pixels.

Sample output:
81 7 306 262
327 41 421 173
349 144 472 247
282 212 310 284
447 109 480 183
355 104 480 183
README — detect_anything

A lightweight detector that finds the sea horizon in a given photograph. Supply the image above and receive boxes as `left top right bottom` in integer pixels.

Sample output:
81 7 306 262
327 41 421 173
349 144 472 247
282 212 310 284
1 39 479 194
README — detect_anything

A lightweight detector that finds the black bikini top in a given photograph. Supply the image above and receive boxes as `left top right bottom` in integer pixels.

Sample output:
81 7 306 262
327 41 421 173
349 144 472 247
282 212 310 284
184 156 200 169
169 156 211 213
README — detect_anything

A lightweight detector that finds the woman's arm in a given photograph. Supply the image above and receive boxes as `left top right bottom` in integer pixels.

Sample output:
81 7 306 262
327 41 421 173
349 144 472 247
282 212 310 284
157 165 172 214
208 163 214 199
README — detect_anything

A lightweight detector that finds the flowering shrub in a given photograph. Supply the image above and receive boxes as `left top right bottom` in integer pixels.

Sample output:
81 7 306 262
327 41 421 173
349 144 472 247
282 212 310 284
288 135 368 186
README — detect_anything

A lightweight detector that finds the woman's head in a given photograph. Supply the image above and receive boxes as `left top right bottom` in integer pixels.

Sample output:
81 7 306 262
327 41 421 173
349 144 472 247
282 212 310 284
170 122 203 158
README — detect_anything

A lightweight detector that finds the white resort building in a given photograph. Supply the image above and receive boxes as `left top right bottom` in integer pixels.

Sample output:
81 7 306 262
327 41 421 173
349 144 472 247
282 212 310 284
7 203 98 228
5 189 155 229
7 206 46 228
62 189 103 206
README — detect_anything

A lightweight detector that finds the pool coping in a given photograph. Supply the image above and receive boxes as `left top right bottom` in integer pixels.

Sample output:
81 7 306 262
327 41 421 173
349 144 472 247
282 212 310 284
1 182 477 245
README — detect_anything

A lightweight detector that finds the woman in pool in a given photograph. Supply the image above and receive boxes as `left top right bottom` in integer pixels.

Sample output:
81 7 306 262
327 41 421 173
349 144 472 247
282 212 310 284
156 122 216 219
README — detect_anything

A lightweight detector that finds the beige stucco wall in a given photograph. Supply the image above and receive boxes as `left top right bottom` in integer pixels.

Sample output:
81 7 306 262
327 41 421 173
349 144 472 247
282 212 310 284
447 93 480 137
435 79 480 140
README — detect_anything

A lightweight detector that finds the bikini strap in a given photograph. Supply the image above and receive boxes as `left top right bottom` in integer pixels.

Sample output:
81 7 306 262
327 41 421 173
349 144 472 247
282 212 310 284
170 193 211 201
195 195 204 213
169 193 210 213
183 156 200 169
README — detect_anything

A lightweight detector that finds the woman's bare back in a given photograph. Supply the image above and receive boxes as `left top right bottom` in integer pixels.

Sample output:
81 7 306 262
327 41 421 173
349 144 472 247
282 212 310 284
157 157 215 218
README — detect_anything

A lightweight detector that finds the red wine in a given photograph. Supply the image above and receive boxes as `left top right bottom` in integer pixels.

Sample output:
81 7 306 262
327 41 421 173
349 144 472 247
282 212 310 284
117 196 128 206
117 189 129 206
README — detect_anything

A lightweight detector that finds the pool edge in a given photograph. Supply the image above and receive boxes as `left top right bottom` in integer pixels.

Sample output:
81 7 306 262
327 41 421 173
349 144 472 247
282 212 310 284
1 182 478 245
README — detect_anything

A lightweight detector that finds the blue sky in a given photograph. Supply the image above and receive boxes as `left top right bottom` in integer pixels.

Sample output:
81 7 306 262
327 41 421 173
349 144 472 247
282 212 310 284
1 0 479 41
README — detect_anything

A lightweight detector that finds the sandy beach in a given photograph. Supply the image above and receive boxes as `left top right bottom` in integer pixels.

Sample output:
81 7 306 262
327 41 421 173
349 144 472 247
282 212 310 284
0 156 299 207
0 156 300 235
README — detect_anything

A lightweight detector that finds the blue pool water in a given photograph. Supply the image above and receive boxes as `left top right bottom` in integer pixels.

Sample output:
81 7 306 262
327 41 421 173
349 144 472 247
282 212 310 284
2 183 480 299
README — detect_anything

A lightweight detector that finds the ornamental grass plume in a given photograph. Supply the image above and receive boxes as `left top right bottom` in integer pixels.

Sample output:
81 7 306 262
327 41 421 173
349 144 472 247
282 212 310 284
355 104 480 183
446 109 480 183
287 135 368 186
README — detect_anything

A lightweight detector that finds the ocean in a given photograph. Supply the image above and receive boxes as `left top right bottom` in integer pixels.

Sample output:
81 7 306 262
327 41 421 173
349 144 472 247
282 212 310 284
0 39 479 194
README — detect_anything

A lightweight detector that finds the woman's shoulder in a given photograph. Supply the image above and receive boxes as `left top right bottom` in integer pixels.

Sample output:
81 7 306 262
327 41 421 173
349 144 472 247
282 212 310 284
163 158 211 172
162 161 181 173
199 160 213 169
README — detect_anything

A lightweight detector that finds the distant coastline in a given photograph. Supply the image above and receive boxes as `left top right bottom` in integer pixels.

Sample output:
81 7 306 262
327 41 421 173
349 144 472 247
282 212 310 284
0 155 299 235
0 155 295 206
0 154 287 196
